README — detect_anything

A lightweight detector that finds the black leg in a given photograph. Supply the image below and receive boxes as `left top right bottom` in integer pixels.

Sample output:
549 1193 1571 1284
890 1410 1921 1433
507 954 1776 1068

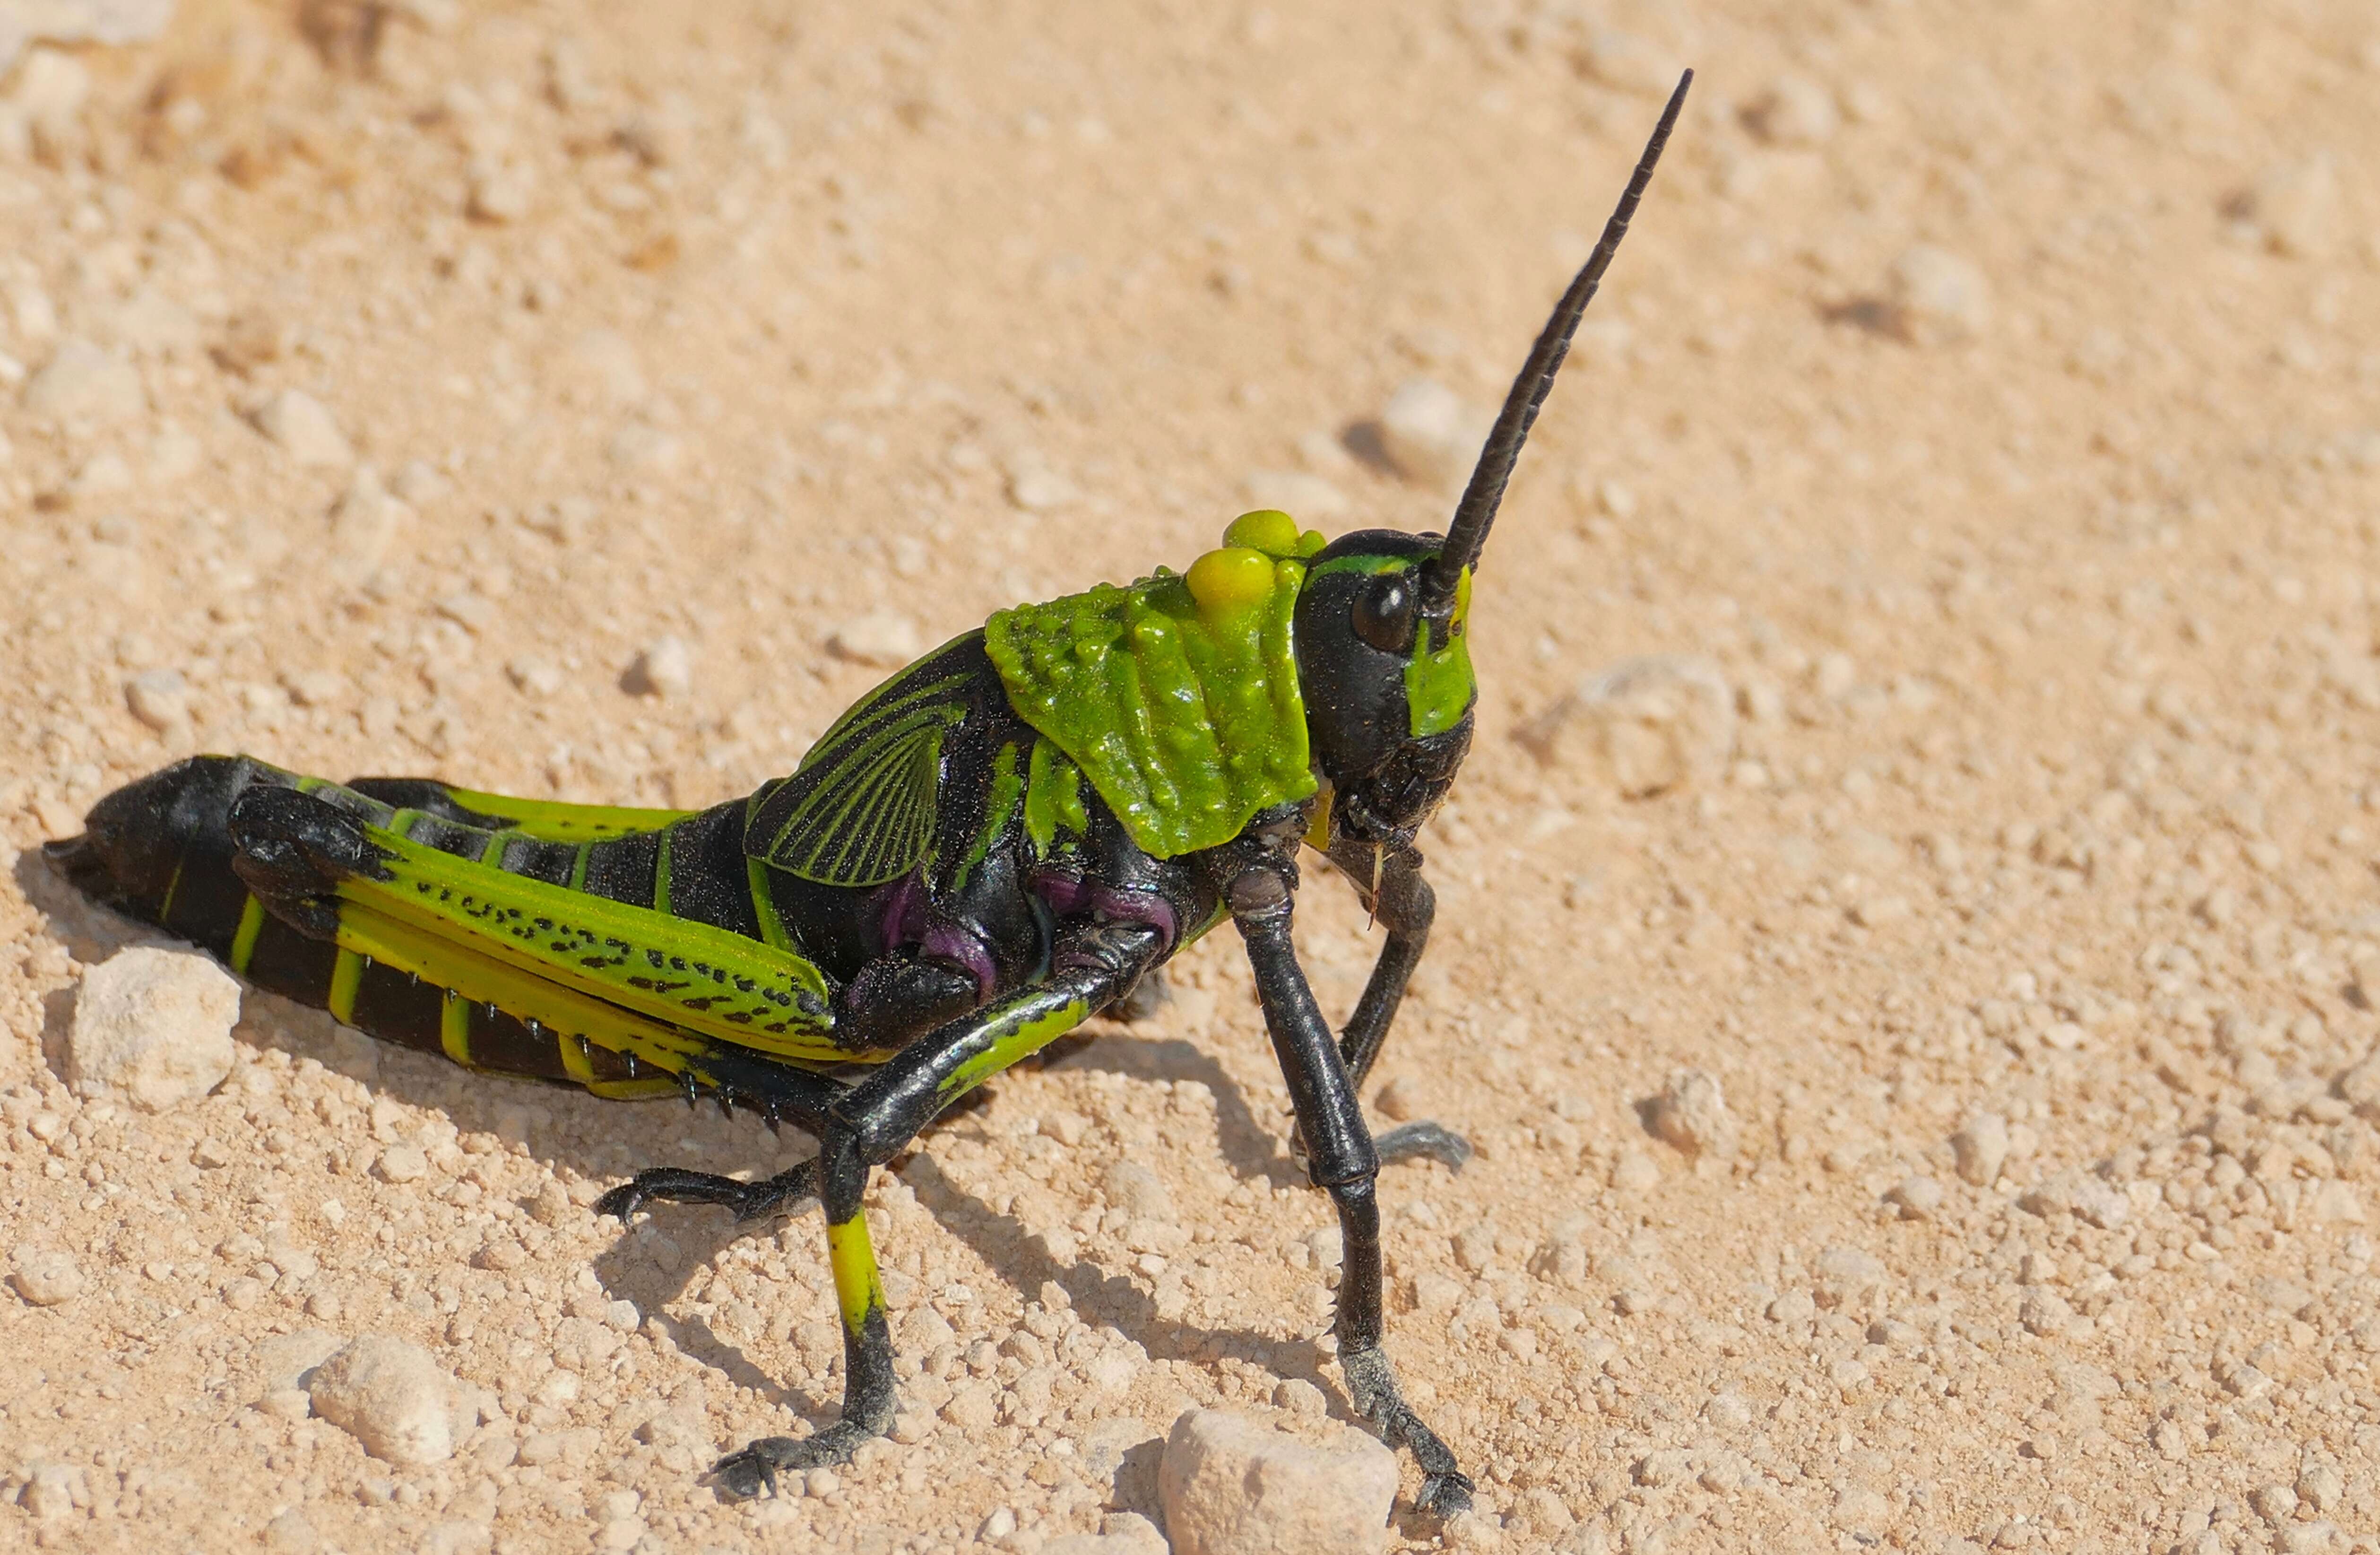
618 922 1169 1498
710 1131 899 1497
1325 836 1472 1173
594 1158 820 1225
1217 830 1473 1517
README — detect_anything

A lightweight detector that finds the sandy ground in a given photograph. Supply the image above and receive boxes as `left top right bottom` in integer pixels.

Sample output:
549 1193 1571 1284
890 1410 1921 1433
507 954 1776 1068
5 2 2380 1552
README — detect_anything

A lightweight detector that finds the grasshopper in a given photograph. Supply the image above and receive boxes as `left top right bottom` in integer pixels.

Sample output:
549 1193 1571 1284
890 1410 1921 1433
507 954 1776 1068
51 74 1690 1515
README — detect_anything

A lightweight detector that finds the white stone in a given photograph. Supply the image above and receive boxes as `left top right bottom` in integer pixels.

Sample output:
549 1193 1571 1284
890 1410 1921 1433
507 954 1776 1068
1610 1148 1661 1191
1525 654 1735 798
253 389 353 468
606 421 681 472
10 1248 86 1306
1644 1067 1734 1157
8 45 89 147
1160 1409 1399 1555
24 337 144 426
827 613 923 669
1951 1112 2009 1186
67 945 240 1111
1572 30 1680 97
377 1144 429 1183
328 465 409 583
2020 1286 2076 1338
1374 1075 1420 1121
1887 246 1991 347
19 1462 81 1520
125 667 189 731
568 328 647 404
1376 377 1489 491
1886 1175 1946 1220
1812 1245 1885 1310
389 459 450 504
305 1334 465 1465
1238 469 1348 521
467 161 533 223
1743 74 1838 146
1004 462 1078 513
2242 156 2341 260
0 4 173 76
624 636 693 697
97 287 202 359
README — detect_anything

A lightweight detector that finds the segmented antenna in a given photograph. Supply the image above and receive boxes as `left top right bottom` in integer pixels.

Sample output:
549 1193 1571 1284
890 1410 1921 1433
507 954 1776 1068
1421 69 1692 615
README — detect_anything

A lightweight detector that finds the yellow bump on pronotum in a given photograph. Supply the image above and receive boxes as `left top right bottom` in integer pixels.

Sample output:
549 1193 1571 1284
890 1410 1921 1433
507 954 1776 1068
1223 508 1301 556
1185 545 1275 616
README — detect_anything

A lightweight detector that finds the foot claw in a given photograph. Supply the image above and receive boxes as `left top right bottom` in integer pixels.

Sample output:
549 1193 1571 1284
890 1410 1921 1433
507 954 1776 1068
710 1436 805 1501
1416 1469 1475 1518
1375 1120 1472 1173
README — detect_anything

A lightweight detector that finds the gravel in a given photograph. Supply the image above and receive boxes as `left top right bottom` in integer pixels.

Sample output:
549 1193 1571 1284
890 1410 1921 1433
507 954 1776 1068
1159 1408 1400 1555
252 388 353 467
66 945 240 1111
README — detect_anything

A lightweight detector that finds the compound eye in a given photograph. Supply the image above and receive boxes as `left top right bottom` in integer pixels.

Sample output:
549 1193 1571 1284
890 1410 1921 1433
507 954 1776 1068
1350 573 1418 654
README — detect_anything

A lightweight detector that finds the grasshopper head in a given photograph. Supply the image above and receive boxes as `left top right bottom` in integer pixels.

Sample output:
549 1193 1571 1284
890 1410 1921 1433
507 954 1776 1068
1294 532 1476 852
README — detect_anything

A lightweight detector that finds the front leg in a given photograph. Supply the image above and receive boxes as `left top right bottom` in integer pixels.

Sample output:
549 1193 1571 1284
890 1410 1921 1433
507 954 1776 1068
1218 834 1473 1517
1324 834 1470 1172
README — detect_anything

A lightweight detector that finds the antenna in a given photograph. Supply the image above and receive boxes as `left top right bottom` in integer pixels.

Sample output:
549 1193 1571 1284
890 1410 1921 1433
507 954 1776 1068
1419 69 1692 617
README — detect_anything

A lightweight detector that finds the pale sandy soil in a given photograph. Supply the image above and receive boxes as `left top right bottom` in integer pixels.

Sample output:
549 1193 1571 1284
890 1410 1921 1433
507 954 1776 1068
4 3 2380 1553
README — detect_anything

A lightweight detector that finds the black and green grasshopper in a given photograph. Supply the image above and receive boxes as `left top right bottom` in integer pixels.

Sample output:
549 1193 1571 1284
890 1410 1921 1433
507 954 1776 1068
50 78 1688 1515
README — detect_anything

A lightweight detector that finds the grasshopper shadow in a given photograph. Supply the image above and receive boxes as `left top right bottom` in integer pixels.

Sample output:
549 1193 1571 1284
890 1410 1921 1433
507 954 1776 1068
15 849 1348 1444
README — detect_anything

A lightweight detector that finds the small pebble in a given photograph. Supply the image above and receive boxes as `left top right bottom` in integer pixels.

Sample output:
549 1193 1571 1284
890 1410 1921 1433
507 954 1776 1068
624 636 693 697
328 464 410 581
376 1145 430 1183
1952 1112 2010 1186
67 945 240 1112
2241 156 2341 260
1644 1067 1735 1158
252 389 354 467
827 613 923 669
467 162 533 223
605 422 681 472
1238 469 1348 520
1574 29 1679 97
1886 1175 1945 1220
1375 377 1489 491
1743 74 1838 145
1611 1148 1662 1191
1160 1408 1398 1555
389 459 451 504
1374 1075 1420 1121
125 667 190 732
1887 246 1991 347
23 337 145 426
10 1249 86 1307
305 1334 465 1465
